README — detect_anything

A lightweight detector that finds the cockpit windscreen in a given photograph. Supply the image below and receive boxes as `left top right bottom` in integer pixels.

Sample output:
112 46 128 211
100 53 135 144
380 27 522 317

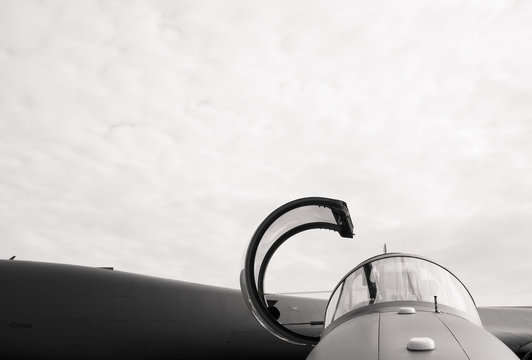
325 255 480 327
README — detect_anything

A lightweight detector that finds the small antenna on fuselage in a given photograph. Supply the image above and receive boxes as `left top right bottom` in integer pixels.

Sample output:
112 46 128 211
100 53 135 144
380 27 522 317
383 244 387 254
434 295 440 313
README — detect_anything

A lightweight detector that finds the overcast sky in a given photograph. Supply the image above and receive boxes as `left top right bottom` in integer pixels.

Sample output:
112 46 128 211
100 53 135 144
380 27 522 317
1 0 532 306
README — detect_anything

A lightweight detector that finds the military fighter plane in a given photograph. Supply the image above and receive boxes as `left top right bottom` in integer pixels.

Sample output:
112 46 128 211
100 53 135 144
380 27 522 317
2 197 531 359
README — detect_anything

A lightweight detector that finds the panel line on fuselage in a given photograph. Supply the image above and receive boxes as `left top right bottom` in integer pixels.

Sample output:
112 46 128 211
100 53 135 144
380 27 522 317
436 314 471 360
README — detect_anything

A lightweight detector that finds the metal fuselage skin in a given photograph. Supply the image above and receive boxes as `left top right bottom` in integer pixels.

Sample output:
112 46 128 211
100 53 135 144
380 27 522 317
1 260 527 360
0 260 318 360
308 303 519 360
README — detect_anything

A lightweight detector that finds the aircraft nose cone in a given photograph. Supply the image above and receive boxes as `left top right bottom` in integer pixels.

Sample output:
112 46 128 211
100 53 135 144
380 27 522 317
308 309 519 360
379 311 468 360
379 311 518 360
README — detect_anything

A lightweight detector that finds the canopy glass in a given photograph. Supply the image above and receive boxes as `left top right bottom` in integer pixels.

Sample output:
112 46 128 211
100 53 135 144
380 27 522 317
324 254 481 327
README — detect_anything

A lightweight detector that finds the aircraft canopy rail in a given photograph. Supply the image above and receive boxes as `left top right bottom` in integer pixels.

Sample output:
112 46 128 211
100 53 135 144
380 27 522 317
324 254 481 328
240 197 354 346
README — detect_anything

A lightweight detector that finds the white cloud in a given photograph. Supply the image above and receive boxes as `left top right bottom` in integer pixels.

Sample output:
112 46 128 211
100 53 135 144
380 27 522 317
0 0 531 306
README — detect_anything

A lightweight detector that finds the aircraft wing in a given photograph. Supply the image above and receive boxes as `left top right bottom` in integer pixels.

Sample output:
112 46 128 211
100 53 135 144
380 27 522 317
479 307 532 359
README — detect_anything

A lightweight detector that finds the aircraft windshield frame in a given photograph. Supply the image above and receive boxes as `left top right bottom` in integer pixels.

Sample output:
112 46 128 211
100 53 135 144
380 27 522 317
324 253 481 328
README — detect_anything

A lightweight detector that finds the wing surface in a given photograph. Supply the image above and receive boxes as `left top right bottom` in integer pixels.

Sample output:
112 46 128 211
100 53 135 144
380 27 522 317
479 306 532 359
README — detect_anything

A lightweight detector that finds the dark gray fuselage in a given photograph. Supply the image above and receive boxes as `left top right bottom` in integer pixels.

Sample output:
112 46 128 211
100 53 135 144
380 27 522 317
0 260 317 359
1 260 530 359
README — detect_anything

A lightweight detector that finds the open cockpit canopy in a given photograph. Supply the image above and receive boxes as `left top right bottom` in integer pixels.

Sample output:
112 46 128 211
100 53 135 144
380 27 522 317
240 197 354 346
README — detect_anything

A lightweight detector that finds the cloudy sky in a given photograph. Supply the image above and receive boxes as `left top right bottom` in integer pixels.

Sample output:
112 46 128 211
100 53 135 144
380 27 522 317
1 0 532 306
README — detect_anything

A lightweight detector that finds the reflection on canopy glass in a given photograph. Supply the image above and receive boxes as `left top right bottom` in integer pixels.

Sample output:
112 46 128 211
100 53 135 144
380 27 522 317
325 256 480 327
